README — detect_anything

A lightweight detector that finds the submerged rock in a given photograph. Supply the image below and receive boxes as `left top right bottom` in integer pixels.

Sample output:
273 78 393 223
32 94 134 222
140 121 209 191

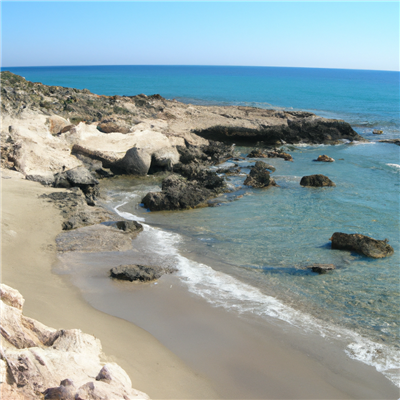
110 264 176 282
244 161 277 188
308 264 336 274
315 154 335 162
247 149 267 158
330 232 394 258
116 220 143 236
300 174 336 187
266 149 293 162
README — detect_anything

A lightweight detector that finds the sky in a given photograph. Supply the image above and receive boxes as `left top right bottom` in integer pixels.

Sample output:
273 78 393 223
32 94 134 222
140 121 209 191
1 1 399 71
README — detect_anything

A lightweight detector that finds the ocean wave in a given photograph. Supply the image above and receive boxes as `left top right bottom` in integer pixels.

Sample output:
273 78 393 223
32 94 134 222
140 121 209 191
113 202 400 388
386 163 400 172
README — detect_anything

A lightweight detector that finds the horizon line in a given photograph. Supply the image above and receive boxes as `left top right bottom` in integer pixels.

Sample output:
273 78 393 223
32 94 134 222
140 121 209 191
1 64 399 73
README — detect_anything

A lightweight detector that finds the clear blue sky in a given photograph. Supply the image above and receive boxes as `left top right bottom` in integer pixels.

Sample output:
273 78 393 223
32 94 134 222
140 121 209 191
1 1 399 71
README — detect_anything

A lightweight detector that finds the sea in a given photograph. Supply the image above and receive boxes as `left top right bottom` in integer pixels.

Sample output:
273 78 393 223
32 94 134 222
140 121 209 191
5 65 400 386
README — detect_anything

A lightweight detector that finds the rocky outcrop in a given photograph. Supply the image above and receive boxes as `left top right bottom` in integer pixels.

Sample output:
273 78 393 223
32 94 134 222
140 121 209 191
247 149 266 158
142 171 227 211
244 161 277 188
56 224 134 253
378 139 400 146
54 166 100 206
0 284 149 400
308 264 336 274
315 155 335 162
40 188 111 231
193 110 363 145
110 264 176 282
330 232 394 258
265 148 293 162
300 174 336 187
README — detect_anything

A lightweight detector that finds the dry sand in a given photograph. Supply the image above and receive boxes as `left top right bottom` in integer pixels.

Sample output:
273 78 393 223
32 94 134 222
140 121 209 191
1 169 399 399
0 169 219 399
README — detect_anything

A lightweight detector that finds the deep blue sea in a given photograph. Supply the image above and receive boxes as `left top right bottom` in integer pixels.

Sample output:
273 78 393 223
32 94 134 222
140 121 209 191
6 65 399 385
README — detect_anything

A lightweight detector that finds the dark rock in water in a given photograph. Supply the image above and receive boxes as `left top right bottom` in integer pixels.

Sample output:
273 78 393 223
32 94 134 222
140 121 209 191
308 264 336 274
373 129 383 135
247 149 267 158
266 149 293 162
300 174 336 187
142 174 219 211
330 232 394 258
244 161 277 188
202 140 234 164
116 220 143 236
110 264 175 282
315 154 335 162
26 174 55 186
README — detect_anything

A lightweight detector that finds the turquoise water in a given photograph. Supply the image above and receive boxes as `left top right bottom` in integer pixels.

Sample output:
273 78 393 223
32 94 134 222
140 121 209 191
7 65 399 384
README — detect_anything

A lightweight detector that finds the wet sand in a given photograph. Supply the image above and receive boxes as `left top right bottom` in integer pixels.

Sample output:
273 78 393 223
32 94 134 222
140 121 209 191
1 169 399 399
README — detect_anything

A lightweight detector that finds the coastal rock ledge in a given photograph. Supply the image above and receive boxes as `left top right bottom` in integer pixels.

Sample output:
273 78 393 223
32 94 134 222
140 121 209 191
0 284 149 400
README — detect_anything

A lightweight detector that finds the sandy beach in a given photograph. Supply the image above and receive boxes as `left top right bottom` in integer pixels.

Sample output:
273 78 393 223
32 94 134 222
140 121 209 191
2 168 399 399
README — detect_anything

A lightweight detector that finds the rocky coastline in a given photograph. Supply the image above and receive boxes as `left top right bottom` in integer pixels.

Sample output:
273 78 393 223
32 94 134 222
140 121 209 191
1 71 395 398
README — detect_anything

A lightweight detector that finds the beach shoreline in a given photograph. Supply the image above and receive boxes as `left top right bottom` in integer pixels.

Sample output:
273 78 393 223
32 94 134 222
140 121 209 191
0 168 220 399
2 168 399 399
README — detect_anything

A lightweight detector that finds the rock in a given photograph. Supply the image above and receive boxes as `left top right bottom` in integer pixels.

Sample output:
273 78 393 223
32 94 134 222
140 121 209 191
142 170 227 211
315 154 335 162
25 174 55 186
247 149 267 158
244 161 277 188
116 220 143 236
56 224 133 253
53 166 100 205
216 166 242 175
300 174 336 187
0 284 150 399
150 147 180 173
97 118 131 134
266 149 293 162
40 189 111 231
202 141 234 164
373 129 383 135
112 147 152 175
330 232 394 258
308 264 336 274
46 116 70 135
110 264 170 282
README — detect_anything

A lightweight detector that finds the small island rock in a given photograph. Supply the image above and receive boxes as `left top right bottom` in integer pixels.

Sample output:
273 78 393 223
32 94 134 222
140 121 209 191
330 232 394 258
244 161 277 188
315 155 335 162
110 264 174 282
300 174 336 187
308 264 336 274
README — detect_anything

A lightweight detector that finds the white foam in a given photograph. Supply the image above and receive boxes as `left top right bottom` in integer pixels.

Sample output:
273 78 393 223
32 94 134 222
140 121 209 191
140 224 400 388
387 163 400 171
113 202 146 222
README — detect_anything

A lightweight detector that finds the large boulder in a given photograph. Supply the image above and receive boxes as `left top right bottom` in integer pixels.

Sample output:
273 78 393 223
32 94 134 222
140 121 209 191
244 161 277 188
300 174 336 187
112 147 152 175
330 232 394 258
